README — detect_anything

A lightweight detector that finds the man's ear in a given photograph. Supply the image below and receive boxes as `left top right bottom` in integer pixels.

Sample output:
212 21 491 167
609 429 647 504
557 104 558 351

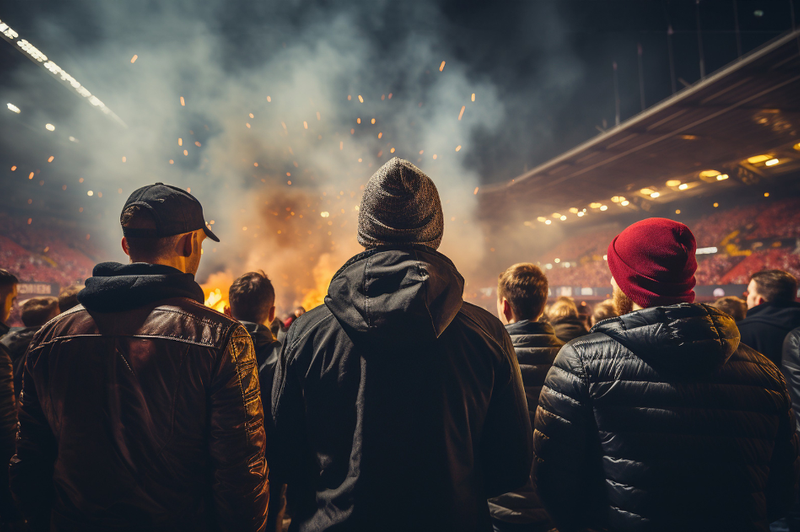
178 232 194 258
268 305 276 324
755 295 767 307
121 237 130 257
501 299 515 323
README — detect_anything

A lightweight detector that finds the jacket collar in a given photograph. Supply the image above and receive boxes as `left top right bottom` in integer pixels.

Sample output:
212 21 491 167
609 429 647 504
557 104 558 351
505 319 557 337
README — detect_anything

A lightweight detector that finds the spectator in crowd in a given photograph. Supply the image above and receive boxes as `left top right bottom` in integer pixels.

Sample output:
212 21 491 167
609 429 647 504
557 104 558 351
1 296 59 402
577 301 592 329
271 158 532 531
711 295 747 322
0 269 19 527
10 184 268 531
533 218 799 531
293 306 306 318
589 298 617 327
738 270 800 367
57 285 82 314
546 296 589 343
491 262 562 532
227 270 285 532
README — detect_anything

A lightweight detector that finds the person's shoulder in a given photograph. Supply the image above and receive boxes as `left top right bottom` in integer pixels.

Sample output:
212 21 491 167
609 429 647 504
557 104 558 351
726 342 785 389
457 302 507 339
283 304 335 348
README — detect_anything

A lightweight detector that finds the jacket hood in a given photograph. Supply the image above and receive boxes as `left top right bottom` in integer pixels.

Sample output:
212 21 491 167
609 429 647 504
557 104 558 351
77 262 205 313
240 320 281 365
592 303 740 374
0 326 38 360
743 300 800 330
325 246 464 341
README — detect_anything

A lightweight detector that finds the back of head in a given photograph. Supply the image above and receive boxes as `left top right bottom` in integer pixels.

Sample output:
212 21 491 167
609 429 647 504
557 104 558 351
711 296 747 321
591 299 618 326
547 297 578 321
21 296 59 327
357 157 444 250
229 271 275 325
121 205 182 263
58 285 82 313
497 263 549 321
750 269 797 304
607 218 697 308
0 269 18 297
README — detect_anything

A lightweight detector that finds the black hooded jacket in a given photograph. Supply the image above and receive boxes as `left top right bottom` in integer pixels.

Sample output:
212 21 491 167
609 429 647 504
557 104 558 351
270 246 533 532
533 303 799 532
738 300 800 367
9 262 268 532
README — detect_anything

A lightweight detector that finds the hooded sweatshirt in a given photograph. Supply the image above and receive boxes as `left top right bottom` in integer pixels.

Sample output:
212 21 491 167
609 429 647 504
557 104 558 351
533 303 800 532
270 246 532 532
738 300 800 367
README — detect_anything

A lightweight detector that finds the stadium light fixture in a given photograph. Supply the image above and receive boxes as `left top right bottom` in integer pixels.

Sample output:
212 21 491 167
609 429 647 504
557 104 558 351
545 220 552 225
678 183 689 190
554 258 561 264
600 205 608 211
577 211 585 217
560 215 567 221
765 158 780 166
650 192 660 198
639 188 655 196
589 202 602 209
568 207 579 213
620 200 630 206
45 123 54 131
665 180 681 187
552 213 562 219
6 103 20 113
699 170 721 178
746 154 772 164
537 216 547 222
794 143 800 152
716 174 729 181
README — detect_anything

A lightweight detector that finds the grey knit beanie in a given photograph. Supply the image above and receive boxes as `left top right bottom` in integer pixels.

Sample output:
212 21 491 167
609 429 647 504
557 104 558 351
357 157 444 250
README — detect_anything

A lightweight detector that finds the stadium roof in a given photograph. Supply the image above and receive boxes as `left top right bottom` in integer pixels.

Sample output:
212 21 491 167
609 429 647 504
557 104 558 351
480 30 800 224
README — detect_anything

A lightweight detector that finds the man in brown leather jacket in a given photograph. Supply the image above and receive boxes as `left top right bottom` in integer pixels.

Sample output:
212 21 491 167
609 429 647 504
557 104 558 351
10 184 269 531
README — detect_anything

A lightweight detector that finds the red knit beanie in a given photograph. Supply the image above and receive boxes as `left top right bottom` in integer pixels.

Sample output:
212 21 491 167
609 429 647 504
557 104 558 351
607 218 697 308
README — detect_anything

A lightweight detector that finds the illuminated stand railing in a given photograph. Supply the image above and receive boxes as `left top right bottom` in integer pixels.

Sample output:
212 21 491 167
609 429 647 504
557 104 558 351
0 18 126 128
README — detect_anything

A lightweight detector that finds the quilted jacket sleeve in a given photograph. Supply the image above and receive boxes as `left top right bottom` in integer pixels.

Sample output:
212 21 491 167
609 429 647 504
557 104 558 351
782 329 800 432
208 325 269 532
765 368 800 522
9 344 56 532
532 342 601 532
480 328 534 498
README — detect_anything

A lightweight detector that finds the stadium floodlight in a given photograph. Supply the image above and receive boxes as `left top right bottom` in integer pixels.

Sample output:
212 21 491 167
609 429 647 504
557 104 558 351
45 123 55 131
6 103 20 113
0 18 126 128
765 158 780 166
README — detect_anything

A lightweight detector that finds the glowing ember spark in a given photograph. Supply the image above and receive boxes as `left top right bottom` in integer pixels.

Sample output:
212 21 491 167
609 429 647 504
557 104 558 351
303 121 308 129
246 123 251 128
130 55 138 64
180 96 185 106
371 118 376 124
390 148 395 153
471 93 475 102
340 141 343 150
249 113 254 118
388 93 393 99
419 150 424 155
28 172 33 179
378 132 382 139
10 166 16 171
122 156 126 163
458 106 465 120
357 118 361 124
347 95 352 101
267 96 272 102
455 145 462 151
254 162 258 167
287 180 292 185
358 158 363 163
439 61 446 71
358 95 364 103
169 160 174 164
286 172 291 177
178 138 182 146
473 187 479 195
47 156 54 162
194 141 201 147
183 150 188 156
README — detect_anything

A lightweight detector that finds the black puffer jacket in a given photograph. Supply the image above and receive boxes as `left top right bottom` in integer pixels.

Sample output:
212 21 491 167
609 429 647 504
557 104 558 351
783 326 800 432
739 301 800 367
489 320 562 528
10 262 268 532
534 303 799 532
271 246 532 532
550 315 589 344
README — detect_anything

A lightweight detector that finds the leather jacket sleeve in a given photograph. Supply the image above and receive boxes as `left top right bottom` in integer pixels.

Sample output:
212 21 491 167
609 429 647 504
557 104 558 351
480 328 534 498
533 343 603 532
782 329 800 432
0 344 19 523
765 369 800 522
208 325 269 532
9 345 56 532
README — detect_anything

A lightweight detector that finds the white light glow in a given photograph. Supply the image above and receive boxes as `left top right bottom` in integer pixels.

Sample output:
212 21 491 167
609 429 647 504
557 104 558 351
765 158 780 167
45 123 55 131
678 183 689 190
696 247 718 255
650 192 660 198
620 200 630 206
6 103 20 113
320 211 330 218
600 205 608 211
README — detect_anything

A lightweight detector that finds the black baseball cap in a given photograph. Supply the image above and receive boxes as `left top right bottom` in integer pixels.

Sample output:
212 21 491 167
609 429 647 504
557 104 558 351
121 183 220 242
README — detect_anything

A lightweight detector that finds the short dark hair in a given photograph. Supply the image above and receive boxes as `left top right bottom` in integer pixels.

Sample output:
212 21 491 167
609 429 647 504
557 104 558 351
497 263 549 321
58 285 82 313
229 271 276 324
121 205 181 261
750 270 798 304
0 269 18 289
20 296 59 327
712 296 747 321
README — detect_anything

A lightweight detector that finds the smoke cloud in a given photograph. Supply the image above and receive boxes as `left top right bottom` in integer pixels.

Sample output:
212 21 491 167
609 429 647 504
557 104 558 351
0 0 582 313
